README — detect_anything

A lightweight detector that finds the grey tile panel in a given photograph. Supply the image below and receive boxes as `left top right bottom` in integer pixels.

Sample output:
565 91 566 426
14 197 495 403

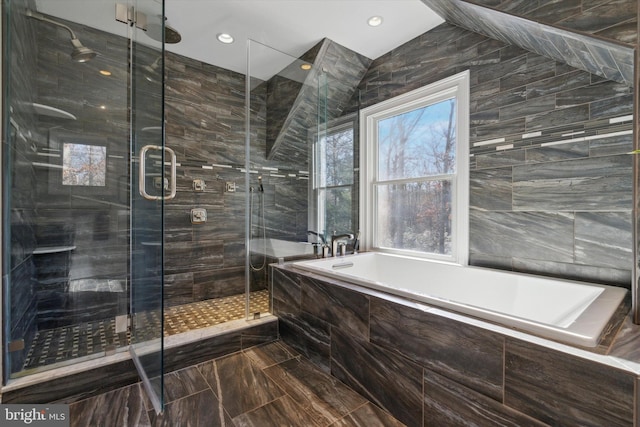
423 370 548 426
504 338 634 426
331 328 423 427
69 384 151 427
594 18 638 44
149 389 234 427
470 168 513 211
556 0 637 34
64 340 400 426
420 0 634 85
469 211 575 262
267 39 371 167
474 149 527 169
512 154 632 211
278 312 332 374
574 212 633 269
161 366 210 404
263 357 367 424
232 394 321 427
524 140 590 163
331 403 406 427
370 297 504 401
197 352 285 418
511 257 631 287
300 274 370 340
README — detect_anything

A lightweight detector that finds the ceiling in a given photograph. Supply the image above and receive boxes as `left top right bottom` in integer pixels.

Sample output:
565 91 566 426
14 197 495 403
35 0 444 80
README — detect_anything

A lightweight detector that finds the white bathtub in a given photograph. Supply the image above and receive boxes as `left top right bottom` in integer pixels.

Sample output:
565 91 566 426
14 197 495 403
293 252 627 347
250 238 315 260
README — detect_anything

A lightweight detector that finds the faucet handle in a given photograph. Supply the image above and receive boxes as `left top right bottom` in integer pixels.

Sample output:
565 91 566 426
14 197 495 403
338 242 346 256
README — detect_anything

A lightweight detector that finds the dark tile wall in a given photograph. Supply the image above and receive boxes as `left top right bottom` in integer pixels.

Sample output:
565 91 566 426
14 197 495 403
272 265 637 427
421 0 634 86
163 51 310 307
26 15 311 316
469 0 638 45
4 0 40 378
30 15 131 329
348 20 634 286
267 38 371 168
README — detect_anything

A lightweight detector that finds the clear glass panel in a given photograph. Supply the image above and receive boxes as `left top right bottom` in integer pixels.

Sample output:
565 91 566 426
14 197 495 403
320 187 353 236
3 0 133 379
2 0 164 408
318 127 354 188
129 0 165 413
376 180 452 255
247 39 317 315
314 71 357 243
378 97 457 181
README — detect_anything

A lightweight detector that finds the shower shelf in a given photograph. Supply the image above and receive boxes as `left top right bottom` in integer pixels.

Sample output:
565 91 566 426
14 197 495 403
33 246 76 255
17 102 76 120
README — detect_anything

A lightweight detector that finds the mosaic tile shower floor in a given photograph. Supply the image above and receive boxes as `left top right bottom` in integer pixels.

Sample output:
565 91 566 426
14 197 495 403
23 290 270 370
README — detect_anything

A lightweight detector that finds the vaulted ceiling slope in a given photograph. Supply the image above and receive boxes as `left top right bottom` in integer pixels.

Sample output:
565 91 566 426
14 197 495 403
469 0 637 45
421 0 635 86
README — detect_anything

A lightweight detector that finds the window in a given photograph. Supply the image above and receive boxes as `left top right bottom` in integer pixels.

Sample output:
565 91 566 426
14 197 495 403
360 71 469 264
62 142 107 186
311 118 356 240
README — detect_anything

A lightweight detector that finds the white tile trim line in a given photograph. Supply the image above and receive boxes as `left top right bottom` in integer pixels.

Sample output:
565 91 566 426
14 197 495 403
473 137 505 147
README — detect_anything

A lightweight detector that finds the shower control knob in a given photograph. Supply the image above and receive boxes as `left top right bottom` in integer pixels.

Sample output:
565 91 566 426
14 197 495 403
154 176 169 190
193 179 206 192
190 208 207 224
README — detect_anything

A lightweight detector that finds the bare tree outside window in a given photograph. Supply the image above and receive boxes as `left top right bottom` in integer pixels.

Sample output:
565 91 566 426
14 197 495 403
318 127 354 235
377 98 456 255
62 143 107 186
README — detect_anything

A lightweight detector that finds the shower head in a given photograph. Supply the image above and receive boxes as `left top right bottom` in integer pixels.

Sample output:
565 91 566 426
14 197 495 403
142 57 162 83
26 9 96 62
258 176 264 193
145 16 182 44
70 38 97 63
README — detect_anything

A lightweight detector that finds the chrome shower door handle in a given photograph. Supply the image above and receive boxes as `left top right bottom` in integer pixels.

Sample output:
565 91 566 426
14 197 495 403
139 145 177 201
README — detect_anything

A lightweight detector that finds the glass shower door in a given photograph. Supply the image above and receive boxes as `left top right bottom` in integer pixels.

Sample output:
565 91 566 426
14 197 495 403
129 0 166 414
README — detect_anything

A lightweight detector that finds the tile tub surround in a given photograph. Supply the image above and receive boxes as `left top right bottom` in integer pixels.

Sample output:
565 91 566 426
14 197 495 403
272 264 639 426
293 253 628 348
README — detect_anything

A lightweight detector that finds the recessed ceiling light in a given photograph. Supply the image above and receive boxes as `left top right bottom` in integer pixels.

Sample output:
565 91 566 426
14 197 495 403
217 33 234 44
100 105 107 110
368 16 383 27
99 70 112 76
300 63 312 71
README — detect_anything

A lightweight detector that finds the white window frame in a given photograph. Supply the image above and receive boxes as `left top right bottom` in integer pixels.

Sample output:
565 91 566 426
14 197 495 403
359 70 469 265
308 115 356 241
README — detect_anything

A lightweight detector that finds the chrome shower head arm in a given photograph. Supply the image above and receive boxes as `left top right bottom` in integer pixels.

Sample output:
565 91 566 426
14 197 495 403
26 9 78 40
26 9 96 62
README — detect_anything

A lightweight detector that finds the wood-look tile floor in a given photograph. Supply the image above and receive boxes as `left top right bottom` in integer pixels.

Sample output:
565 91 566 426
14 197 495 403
69 341 406 427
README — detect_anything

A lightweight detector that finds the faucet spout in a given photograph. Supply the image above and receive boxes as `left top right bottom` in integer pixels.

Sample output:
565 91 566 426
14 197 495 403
307 230 326 244
331 233 354 257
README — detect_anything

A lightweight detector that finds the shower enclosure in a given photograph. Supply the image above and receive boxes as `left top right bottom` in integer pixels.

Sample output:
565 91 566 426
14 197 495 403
1 0 348 411
245 39 324 307
1 0 167 410
245 38 366 269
